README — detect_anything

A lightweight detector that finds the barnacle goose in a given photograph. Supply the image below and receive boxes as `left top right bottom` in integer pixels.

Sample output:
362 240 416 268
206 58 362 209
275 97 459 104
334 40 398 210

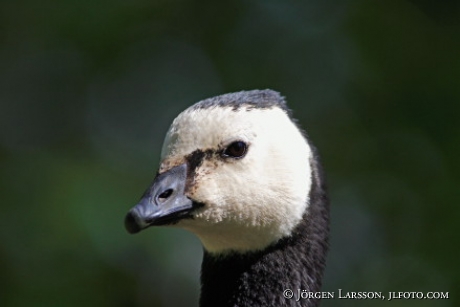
125 89 329 307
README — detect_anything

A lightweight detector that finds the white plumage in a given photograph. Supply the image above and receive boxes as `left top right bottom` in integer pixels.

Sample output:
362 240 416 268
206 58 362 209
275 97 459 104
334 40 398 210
125 89 329 307
162 103 312 253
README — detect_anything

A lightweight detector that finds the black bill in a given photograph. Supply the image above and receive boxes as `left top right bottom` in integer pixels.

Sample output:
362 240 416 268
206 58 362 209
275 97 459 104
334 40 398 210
124 163 203 234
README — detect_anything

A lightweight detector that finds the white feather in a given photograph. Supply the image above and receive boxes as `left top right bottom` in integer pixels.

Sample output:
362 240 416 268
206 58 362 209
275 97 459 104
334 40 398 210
160 105 312 254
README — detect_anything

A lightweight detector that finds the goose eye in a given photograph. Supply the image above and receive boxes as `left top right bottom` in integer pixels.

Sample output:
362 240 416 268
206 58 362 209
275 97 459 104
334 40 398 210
223 141 247 158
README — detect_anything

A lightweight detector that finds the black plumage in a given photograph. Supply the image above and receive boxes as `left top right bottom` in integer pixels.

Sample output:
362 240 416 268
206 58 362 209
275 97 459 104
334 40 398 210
199 147 329 307
191 89 293 116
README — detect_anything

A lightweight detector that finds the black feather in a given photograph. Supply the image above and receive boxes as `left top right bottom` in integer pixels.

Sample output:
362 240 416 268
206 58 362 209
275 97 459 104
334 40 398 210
192 89 293 117
199 143 329 307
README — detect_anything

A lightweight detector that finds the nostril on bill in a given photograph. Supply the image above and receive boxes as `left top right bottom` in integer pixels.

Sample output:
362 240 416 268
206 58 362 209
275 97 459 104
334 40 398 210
158 189 173 202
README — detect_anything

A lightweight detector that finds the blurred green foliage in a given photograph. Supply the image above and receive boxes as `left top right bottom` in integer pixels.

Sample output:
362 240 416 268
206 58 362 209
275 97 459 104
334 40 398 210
1 0 459 306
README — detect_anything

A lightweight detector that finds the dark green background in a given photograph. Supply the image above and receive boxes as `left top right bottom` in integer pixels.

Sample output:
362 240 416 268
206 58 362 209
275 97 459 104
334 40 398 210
1 0 458 306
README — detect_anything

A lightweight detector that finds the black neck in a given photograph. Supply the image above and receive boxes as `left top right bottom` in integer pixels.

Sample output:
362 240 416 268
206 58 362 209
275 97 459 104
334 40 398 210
199 152 329 307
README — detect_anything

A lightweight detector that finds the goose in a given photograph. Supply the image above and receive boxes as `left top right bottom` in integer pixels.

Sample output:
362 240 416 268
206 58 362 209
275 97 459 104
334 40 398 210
124 89 329 307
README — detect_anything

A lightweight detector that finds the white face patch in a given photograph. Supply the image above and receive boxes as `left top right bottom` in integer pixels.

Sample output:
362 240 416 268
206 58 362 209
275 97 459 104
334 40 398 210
160 105 312 254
